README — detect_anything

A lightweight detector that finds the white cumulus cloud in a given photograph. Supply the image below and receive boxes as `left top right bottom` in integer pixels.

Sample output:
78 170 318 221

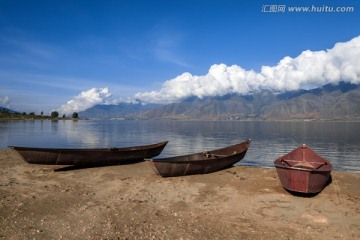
59 88 112 114
135 35 360 104
0 96 11 108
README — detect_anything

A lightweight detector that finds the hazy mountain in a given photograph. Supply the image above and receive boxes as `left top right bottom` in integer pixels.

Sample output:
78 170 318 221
136 82 360 120
79 102 160 119
79 82 360 120
0 107 17 113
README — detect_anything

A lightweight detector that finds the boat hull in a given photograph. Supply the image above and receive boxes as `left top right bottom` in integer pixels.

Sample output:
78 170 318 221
274 144 332 194
10 141 168 166
274 166 331 193
146 140 251 177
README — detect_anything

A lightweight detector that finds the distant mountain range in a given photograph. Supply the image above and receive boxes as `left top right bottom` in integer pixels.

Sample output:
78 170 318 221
0 107 17 113
79 102 160 119
79 82 360 120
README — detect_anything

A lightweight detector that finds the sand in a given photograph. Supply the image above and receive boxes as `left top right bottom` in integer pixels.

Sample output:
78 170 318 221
1 149 359 240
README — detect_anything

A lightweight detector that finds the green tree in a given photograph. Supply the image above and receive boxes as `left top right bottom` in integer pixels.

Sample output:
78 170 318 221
72 112 79 118
51 111 59 118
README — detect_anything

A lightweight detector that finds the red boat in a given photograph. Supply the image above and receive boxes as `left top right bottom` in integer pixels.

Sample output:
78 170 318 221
274 144 332 194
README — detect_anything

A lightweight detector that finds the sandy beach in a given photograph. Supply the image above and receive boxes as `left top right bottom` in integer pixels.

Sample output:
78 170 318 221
0 149 359 240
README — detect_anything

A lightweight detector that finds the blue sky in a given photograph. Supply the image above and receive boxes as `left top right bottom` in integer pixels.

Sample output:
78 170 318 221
1 0 360 114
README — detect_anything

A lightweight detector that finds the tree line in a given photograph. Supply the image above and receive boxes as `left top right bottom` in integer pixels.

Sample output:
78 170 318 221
0 109 79 119
50 111 78 118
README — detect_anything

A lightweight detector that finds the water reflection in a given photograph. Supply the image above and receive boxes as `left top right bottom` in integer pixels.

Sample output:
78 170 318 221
0 120 359 172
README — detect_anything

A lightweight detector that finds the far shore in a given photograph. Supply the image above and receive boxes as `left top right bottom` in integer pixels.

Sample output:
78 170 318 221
1 117 360 122
0 117 88 121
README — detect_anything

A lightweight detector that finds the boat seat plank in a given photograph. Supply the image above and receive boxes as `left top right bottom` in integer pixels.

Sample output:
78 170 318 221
281 159 327 170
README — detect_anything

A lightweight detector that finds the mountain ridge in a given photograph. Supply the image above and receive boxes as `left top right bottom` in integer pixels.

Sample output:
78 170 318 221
79 102 160 119
80 82 360 120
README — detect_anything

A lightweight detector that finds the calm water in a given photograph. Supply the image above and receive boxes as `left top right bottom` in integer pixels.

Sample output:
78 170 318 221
1 120 359 173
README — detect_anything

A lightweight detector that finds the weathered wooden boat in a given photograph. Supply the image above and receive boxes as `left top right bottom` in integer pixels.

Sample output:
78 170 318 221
10 141 168 166
274 144 332 194
145 139 251 177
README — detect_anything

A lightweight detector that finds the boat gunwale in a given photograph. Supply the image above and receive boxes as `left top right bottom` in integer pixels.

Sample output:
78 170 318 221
147 153 242 164
8 141 169 152
274 163 332 172
146 139 251 163
273 146 333 173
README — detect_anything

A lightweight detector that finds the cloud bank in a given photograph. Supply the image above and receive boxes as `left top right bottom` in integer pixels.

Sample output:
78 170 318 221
58 36 360 113
59 88 112 115
0 96 10 108
58 87 141 115
135 35 360 104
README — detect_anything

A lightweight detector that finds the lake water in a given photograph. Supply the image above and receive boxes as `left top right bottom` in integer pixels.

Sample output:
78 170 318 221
1 120 359 173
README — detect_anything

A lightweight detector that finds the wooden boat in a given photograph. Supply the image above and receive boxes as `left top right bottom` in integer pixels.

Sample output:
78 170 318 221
146 139 251 177
10 141 168 166
274 144 332 194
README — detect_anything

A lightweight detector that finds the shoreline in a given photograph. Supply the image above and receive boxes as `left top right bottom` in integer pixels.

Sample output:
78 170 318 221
1 117 360 122
0 118 88 121
1 149 359 239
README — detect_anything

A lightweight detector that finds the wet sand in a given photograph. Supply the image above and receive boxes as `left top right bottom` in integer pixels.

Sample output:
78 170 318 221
0 149 359 239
